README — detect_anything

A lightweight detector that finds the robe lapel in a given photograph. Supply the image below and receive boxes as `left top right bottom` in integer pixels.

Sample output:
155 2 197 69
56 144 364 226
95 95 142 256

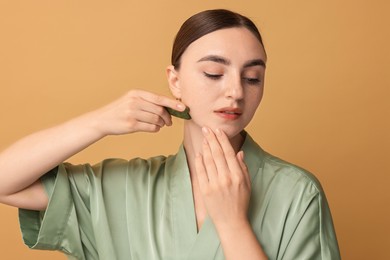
169 145 222 260
240 132 265 182
185 217 221 260
168 146 198 259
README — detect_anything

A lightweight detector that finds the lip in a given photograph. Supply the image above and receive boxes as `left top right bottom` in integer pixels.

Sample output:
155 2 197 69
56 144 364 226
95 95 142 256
214 107 243 120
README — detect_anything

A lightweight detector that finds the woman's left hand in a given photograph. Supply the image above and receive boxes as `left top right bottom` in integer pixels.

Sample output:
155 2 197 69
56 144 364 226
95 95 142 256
195 127 251 231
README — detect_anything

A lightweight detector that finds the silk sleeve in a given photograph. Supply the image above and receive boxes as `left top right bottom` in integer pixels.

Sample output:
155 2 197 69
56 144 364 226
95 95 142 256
18 163 96 260
281 190 341 260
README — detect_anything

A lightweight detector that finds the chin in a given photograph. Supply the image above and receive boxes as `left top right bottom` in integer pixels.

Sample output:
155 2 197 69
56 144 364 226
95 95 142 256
211 124 244 139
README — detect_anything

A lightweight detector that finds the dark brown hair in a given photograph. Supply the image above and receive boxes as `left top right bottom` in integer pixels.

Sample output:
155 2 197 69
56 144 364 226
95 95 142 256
171 9 266 69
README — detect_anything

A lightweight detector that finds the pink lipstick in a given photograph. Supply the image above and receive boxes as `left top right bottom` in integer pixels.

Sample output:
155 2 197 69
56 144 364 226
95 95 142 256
214 107 242 120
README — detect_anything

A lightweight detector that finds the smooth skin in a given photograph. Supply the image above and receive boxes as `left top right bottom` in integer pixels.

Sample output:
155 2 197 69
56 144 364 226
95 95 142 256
0 27 268 259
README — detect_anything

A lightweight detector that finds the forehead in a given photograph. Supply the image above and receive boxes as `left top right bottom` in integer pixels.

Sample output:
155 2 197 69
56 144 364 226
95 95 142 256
181 27 267 63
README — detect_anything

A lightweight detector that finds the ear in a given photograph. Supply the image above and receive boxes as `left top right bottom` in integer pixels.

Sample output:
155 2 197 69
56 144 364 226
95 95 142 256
166 65 181 99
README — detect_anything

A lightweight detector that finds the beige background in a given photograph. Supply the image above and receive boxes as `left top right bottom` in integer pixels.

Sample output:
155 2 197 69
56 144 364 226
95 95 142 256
1 1 389 259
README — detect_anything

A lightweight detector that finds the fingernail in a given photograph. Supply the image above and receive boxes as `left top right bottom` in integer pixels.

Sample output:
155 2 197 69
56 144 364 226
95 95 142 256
216 128 222 136
202 126 209 135
176 103 185 110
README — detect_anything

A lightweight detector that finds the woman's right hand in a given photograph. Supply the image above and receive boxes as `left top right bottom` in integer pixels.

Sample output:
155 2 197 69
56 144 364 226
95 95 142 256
0 89 185 210
90 89 186 136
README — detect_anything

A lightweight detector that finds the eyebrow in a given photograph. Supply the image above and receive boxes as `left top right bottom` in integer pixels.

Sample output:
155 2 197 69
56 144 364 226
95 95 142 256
243 59 266 68
197 55 231 65
197 55 266 68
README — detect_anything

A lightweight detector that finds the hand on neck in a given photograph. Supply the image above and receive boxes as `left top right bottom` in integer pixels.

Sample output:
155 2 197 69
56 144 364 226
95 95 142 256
182 122 245 171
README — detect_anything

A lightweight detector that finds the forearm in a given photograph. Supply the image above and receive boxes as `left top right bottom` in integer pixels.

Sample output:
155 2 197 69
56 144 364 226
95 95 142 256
0 111 105 196
0 90 182 207
217 220 268 260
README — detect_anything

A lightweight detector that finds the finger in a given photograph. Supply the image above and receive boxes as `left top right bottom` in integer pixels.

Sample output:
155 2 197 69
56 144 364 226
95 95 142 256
134 121 162 133
202 127 230 175
132 110 166 128
138 90 185 111
195 153 209 192
237 151 251 188
135 100 173 126
214 128 242 174
201 137 218 183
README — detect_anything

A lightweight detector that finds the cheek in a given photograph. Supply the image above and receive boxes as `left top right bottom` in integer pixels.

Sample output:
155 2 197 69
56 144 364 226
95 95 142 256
184 92 213 115
244 88 264 115
180 85 216 124
180 74 214 107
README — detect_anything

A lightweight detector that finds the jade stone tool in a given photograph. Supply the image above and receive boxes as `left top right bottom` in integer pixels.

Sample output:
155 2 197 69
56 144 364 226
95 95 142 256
165 106 191 120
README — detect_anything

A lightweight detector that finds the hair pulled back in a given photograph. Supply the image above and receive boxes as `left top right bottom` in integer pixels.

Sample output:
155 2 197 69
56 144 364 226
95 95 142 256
171 9 266 69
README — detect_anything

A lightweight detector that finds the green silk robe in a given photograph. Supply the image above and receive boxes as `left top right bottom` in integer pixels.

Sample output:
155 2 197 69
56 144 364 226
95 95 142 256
19 133 341 259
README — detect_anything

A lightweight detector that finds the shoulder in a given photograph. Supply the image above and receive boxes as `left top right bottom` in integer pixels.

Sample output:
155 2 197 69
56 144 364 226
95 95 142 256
261 152 323 194
58 155 170 187
251 151 327 222
63 155 169 175
243 133 323 196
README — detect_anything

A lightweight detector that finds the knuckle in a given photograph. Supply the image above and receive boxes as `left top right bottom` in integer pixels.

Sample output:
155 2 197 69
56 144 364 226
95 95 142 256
220 177 232 187
126 94 138 106
127 121 136 131
234 174 245 185
227 174 245 187
155 115 165 126
127 100 136 110
226 150 236 158
125 108 136 120
150 114 159 122
154 95 163 104
149 125 161 132
155 105 165 115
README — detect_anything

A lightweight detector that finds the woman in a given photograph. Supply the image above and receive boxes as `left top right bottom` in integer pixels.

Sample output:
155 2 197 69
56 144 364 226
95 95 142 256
0 9 340 260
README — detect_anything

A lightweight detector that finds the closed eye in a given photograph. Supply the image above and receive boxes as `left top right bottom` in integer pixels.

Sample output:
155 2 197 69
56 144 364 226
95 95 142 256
204 72 223 80
243 77 261 85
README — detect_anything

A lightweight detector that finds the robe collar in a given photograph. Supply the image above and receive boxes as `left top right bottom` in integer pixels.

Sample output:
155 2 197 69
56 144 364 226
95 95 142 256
168 131 266 259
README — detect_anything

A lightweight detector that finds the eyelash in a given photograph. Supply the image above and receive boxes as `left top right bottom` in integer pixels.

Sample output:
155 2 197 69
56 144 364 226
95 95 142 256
204 72 222 80
203 72 261 85
244 77 261 85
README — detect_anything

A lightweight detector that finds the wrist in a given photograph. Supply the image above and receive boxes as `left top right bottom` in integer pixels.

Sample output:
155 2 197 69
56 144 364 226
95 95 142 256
65 111 107 140
214 217 252 240
215 219 268 260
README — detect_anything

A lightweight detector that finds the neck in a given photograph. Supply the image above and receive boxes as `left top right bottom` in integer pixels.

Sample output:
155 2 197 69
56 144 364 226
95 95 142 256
183 122 245 175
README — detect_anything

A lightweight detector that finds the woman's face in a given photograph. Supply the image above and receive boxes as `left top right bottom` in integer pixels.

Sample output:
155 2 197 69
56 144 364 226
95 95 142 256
170 27 267 138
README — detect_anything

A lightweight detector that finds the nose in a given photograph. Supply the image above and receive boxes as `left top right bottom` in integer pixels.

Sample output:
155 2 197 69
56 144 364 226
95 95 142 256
224 74 244 100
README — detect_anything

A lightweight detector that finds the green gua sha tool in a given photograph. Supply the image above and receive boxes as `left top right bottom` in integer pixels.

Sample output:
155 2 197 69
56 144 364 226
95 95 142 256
165 106 191 120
